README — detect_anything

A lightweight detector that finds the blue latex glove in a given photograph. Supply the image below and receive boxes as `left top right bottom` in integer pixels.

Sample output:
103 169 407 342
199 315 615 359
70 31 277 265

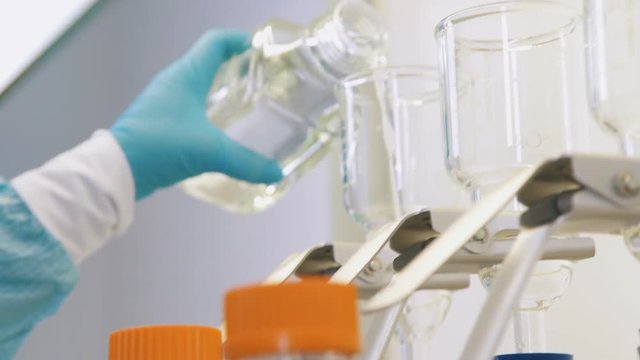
111 30 283 199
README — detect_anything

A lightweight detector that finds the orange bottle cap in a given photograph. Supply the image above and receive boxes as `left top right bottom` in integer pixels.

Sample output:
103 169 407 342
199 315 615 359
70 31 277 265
109 324 222 360
224 280 360 359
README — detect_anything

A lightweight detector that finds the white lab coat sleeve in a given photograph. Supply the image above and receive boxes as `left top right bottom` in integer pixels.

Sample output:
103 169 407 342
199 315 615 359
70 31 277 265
10 130 135 264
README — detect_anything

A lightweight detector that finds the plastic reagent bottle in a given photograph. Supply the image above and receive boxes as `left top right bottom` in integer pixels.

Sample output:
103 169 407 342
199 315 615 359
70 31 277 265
224 280 360 359
181 0 387 213
109 324 222 360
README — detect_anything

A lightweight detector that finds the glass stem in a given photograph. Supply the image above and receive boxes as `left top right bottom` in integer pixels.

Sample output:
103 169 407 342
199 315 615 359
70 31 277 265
410 337 430 359
621 133 637 156
513 309 547 353
398 337 429 360
396 313 430 360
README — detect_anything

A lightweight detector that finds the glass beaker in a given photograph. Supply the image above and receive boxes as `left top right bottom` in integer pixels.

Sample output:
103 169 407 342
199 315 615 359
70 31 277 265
584 0 640 260
435 1 589 354
436 1 589 201
337 66 460 232
585 0 640 155
181 0 387 214
337 66 456 358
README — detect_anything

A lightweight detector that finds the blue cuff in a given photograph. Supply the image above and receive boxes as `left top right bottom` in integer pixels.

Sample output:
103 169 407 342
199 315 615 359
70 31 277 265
0 179 79 359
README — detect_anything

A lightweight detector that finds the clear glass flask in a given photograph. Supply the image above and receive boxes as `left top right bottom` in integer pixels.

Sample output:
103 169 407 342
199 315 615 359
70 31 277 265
337 67 455 358
584 0 640 260
436 1 590 354
181 0 387 213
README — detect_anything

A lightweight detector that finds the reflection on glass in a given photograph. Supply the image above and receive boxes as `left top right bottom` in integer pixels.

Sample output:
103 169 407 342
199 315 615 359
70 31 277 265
585 0 640 155
436 1 590 201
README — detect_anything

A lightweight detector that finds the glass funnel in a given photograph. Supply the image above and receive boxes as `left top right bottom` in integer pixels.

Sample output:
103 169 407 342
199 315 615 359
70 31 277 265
337 66 459 232
435 1 590 354
337 66 457 358
585 0 640 260
479 260 573 353
395 290 452 359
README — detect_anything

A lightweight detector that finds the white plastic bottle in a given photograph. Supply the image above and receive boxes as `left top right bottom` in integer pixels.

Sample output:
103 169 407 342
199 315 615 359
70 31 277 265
181 0 387 213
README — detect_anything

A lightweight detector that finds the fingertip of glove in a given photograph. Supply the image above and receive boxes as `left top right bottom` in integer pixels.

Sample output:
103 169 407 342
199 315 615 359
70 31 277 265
234 156 283 185
259 160 284 184
196 29 251 58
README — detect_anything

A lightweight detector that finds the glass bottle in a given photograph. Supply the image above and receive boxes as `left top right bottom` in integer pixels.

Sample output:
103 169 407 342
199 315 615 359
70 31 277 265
224 280 360 359
435 1 590 199
181 0 387 213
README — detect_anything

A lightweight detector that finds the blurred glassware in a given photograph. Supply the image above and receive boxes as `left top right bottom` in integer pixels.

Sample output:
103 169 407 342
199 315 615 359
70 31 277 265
436 1 589 353
181 0 387 213
337 66 457 359
584 0 640 260
436 0 589 203
337 66 460 232
395 290 452 359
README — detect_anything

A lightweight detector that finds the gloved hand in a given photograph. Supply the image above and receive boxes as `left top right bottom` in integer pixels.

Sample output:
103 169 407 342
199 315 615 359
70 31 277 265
111 30 282 200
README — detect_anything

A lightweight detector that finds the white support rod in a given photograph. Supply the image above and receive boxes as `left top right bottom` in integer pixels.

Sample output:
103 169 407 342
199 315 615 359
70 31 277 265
262 252 310 284
357 301 405 360
364 167 537 312
460 222 559 360
331 221 399 284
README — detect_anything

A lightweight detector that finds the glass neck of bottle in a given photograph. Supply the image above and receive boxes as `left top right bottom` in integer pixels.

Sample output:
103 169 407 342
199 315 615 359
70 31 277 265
306 1 386 80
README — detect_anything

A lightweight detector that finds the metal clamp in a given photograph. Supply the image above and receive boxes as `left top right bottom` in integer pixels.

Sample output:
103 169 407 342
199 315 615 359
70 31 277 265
359 154 640 359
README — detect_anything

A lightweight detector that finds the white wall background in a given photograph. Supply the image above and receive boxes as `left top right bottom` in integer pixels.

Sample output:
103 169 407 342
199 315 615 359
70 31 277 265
2 0 640 359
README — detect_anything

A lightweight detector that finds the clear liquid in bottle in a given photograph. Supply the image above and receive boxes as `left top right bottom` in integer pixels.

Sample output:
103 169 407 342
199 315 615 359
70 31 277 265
181 0 387 213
